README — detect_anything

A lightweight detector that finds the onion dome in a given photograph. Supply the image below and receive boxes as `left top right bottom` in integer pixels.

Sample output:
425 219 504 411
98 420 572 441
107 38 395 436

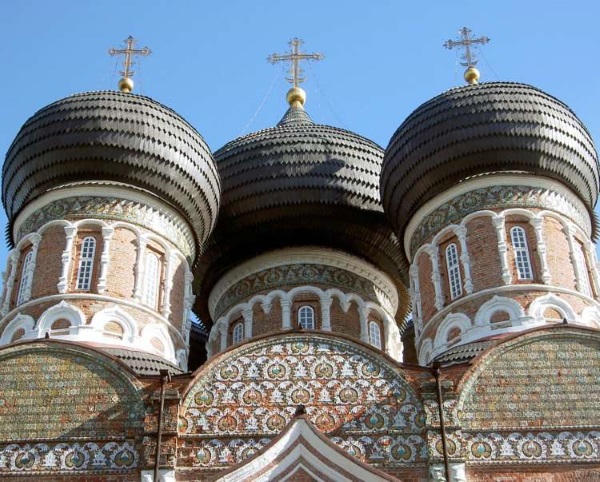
195 88 408 325
381 82 600 244
3 90 220 251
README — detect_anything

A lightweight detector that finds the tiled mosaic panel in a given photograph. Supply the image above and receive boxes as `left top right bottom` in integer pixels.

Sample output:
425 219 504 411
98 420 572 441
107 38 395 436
0 345 145 441
181 336 427 468
463 431 600 462
0 441 138 473
459 336 600 430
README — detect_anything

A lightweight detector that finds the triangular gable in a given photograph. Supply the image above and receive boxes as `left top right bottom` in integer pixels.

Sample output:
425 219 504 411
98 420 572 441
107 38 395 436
215 414 399 482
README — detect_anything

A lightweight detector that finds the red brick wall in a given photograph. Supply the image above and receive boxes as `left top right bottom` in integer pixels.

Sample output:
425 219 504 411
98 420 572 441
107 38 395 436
31 224 65 298
106 227 138 299
466 216 502 292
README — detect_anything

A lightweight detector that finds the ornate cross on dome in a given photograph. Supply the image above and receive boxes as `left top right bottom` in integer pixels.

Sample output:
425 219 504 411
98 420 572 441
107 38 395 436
443 27 489 67
108 36 151 93
267 38 324 88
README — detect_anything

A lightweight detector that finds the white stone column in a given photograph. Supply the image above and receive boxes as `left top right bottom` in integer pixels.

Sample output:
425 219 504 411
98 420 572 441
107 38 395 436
219 320 228 351
1 251 18 316
455 225 473 294
242 307 253 338
97 226 114 294
382 316 393 357
410 264 423 338
359 305 370 343
565 223 585 293
133 235 149 301
425 245 444 310
281 298 292 329
161 249 175 318
182 270 195 344
585 239 600 298
530 216 551 284
492 215 512 284
320 295 332 331
21 234 42 304
57 226 77 293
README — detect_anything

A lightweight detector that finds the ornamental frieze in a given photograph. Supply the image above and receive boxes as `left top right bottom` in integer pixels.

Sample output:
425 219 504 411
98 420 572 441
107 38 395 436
215 264 383 317
463 431 600 463
0 441 139 473
17 196 194 261
410 186 590 255
180 335 427 469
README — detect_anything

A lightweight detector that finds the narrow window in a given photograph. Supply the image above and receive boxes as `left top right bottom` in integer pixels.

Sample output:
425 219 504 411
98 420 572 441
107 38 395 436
445 243 462 300
143 251 161 309
510 226 533 280
574 241 592 296
76 237 96 290
16 251 34 306
369 321 382 349
298 306 315 330
232 322 244 344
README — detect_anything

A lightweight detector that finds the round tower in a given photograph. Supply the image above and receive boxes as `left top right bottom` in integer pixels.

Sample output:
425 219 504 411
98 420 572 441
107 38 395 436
381 81 600 365
196 86 408 361
0 90 220 370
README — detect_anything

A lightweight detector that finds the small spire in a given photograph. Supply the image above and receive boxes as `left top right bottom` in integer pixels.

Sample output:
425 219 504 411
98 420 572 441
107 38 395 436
443 27 490 85
108 35 151 93
268 38 323 107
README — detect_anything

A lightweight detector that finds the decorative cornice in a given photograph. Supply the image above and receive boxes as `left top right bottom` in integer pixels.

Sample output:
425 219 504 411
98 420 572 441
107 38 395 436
14 185 196 262
208 248 399 319
405 176 591 258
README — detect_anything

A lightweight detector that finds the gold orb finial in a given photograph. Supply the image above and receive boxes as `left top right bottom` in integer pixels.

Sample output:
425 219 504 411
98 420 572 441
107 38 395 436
118 77 135 93
464 66 480 85
286 86 306 108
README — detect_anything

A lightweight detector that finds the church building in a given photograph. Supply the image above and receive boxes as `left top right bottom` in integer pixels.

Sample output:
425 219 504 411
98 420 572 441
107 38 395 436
0 32 599 481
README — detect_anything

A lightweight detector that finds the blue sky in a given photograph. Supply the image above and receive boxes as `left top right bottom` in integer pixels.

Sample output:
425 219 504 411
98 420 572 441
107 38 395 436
1 0 599 267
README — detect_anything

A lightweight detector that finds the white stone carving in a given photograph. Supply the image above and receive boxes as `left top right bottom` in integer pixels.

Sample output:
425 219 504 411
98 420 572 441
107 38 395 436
529 216 551 284
0 313 35 345
58 226 77 293
425 245 444 311
97 226 114 294
492 214 512 285
528 293 577 324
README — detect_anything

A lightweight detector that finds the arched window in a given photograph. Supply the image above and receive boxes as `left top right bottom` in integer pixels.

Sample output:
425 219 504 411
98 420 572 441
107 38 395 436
232 322 244 344
143 251 161 309
510 226 533 280
298 306 315 330
574 241 592 296
76 237 96 290
369 321 382 349
16 251 34 306
445 243 462 300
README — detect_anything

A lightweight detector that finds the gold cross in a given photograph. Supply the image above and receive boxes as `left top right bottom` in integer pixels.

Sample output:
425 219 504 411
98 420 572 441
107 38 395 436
444 27 489 67
267 38 324 88
108 36 151 79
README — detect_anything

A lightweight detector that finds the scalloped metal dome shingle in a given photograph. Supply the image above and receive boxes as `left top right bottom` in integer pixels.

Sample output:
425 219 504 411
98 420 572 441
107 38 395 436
381 82 600 242
195 106 409 325
3 90 220 249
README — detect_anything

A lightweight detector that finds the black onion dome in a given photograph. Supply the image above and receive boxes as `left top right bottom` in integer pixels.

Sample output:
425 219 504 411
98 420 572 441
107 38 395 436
195 105 409 326
3 90 220 249
382 82 600 243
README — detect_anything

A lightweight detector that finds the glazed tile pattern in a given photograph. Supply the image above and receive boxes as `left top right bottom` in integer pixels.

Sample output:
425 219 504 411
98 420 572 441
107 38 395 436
459 334 600 430
18 195 194 260
180 335 427 470
215 263 382 317
0 343 144 476
409 185 590 256
0 441 138 473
